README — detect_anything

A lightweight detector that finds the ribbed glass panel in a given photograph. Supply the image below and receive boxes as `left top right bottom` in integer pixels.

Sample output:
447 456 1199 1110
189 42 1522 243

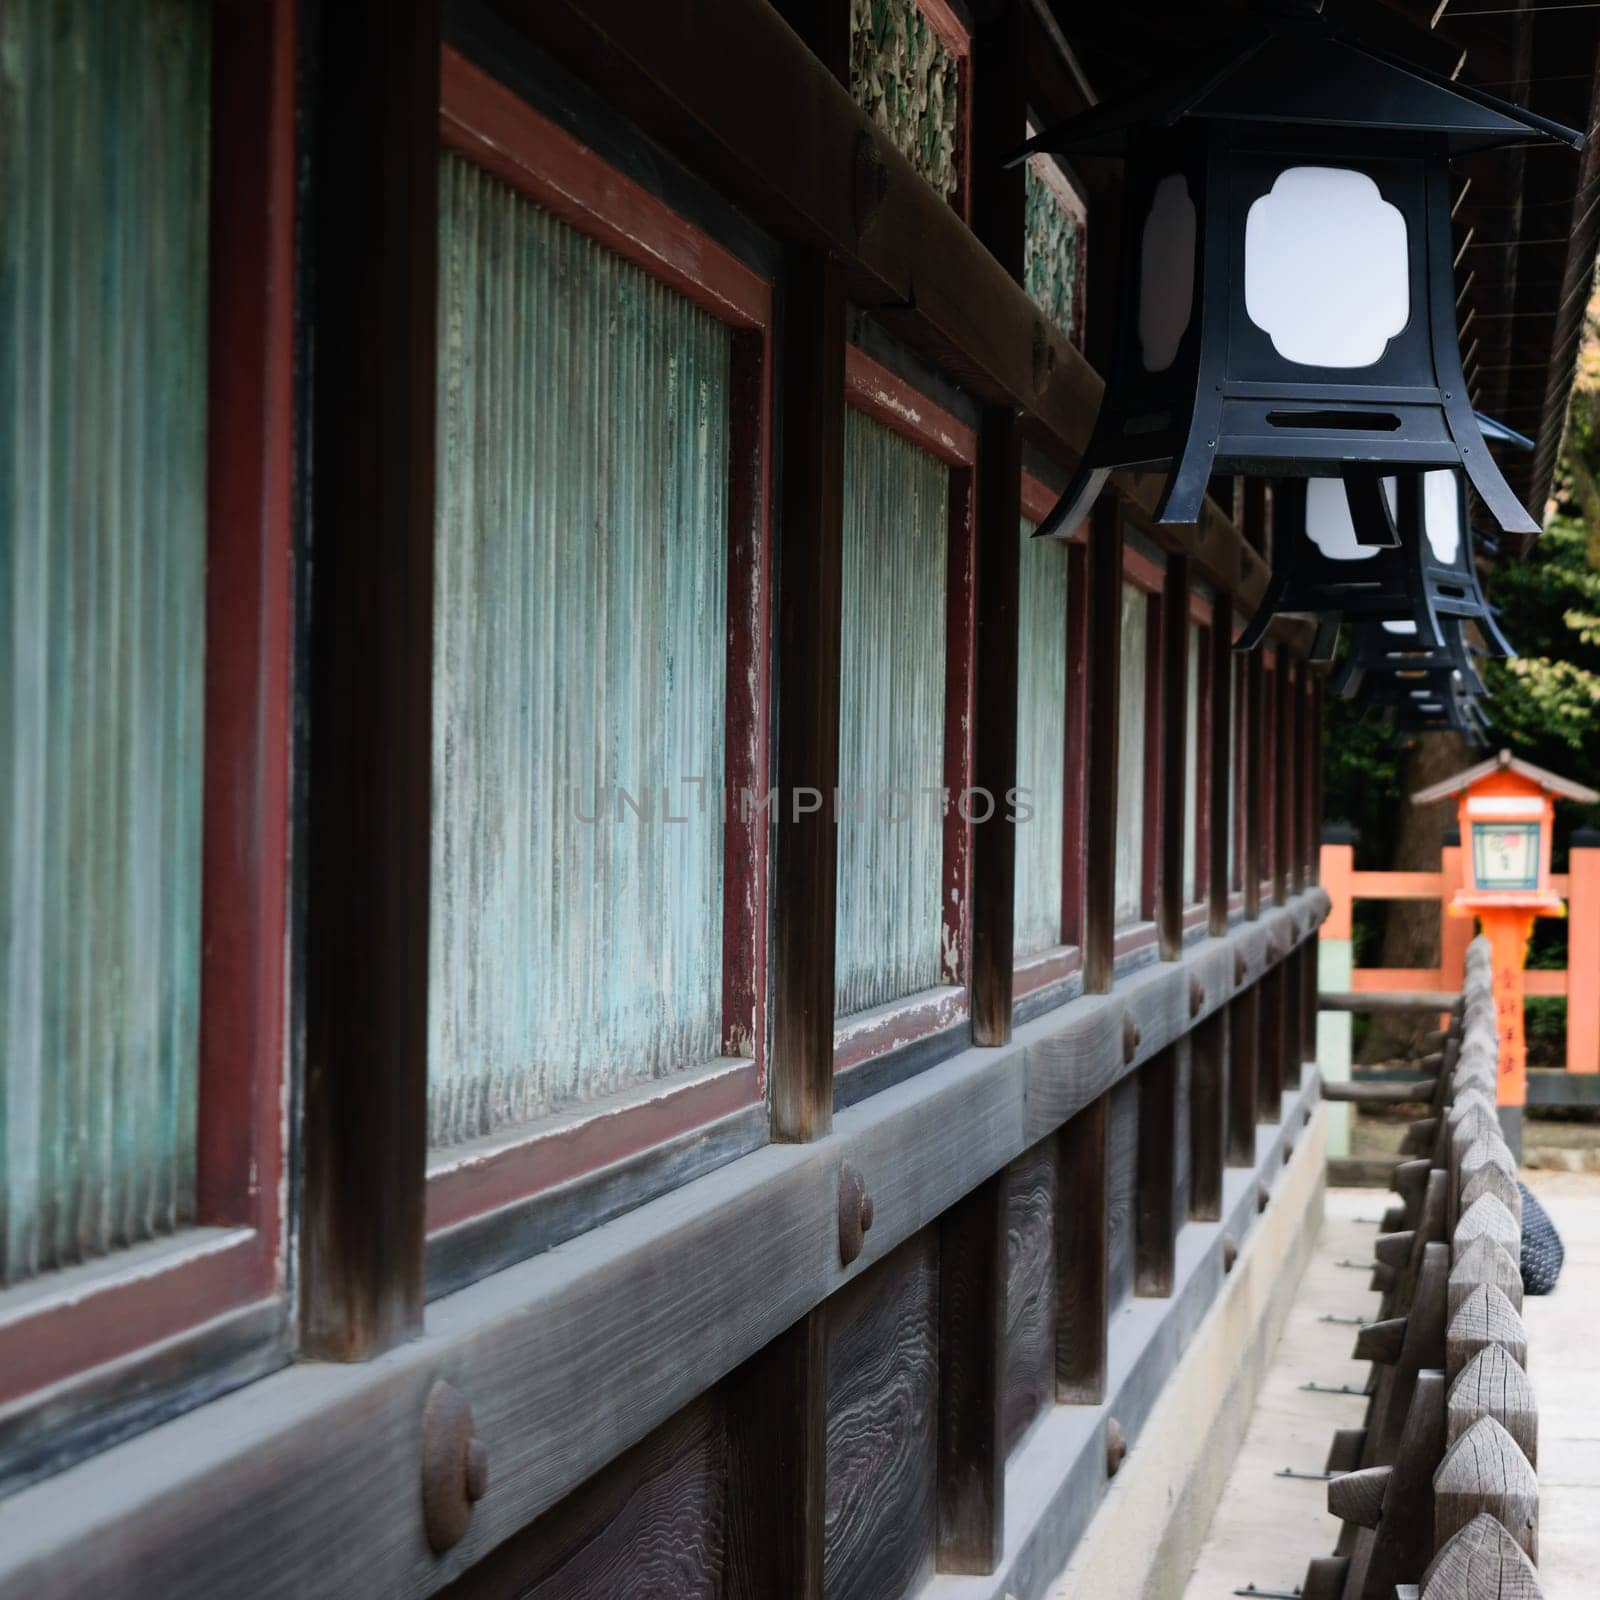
1229 658 1241 889
835 408 948 1017
1 0 210 1286
1114 584 1149 927
430 154 730 1151
1182 624 1200 905
1014 517 1068 957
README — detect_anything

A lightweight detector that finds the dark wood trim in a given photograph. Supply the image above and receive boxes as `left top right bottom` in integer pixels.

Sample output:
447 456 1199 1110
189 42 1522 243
1062 540 1091 951
1056 1094 1109 1403
299 0 441 1360
767 0 849 83
1135 1048 1178 1297
936 1173 1006 1574
1140 584 1165 926
770 248 847 1142
1159 557 1190 959
1208 613 1233 937
1190 1007 1227 1221
1244 650 1264 922
1083 503 1123 993
723 1308 827 1597
966 0 1025 1048
1228 985 1261 1167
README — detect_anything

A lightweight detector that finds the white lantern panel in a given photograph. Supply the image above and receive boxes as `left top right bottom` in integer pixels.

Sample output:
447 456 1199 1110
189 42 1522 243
1139 174 1196 374
1382 619 1418 635
1244 167 1410 368
1305 474 1395 563
1423 470 1461 564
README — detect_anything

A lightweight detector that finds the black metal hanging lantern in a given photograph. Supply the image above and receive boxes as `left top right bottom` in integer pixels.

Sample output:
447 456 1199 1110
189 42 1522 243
1331 614 1488 702
1013 2 1582 541
1236 468 1514 657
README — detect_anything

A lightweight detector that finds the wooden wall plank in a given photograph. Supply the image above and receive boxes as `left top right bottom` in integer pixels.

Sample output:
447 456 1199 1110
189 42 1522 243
1135 1049 1178 1297
1002 1141 1058 1457
437 1397 727 1600
936 1175 1006 1574
1056 1094 1110 1404
823 1232 939 1600
770 248 846 1141
298 0 440 1358
1190 1007 1228 1218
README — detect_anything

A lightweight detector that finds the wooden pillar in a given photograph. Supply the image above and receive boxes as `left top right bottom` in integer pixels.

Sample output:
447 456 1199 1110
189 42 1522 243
966 0 1025 1046
1283 943 1304 1091
1244 649 1264 921
1273 657 1294 907
723 1309 827 1598
769 249 846 1141
1056 1094 1109 1402
1083 502 1123 992
1228 986 1261 1166
1311 676 1326 885
936 1173 1006 1574
1135 1049 1178 1296
299 0 440 1359
1190 1008 1228 1219
1159 556 1190 960
1208 607 1233 938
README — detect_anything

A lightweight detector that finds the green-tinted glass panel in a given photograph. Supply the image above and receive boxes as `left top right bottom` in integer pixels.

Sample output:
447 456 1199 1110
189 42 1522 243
836 408 949 1017
1114 584 1149 927
430 154 731 1152
1183 623 1200 905
1 0 211 1285
1014 517 1069 958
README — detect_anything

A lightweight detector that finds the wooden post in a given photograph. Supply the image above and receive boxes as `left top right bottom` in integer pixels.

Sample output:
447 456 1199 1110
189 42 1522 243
1135 1048 1178 1296
1228 986 1260 1166
1433 1417 1538 1563
723 1309 828 1598
1208 606 1233 938
1567 835 1600 1072
1257 961 1283 1122
1273 657 1294 906
966 0 1025 1047
1190 1007 1227 1220
1056 1095 1109 1402
1083 502 1123 993
769 248 846 1142
936 1173 1006 1574
1159 556 1190 960
299 0 440 1360
1420 1514 1543 1600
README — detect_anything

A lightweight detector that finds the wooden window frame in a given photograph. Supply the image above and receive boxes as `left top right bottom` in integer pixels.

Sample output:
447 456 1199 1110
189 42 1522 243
1182 591 1214 936
425 51 774 1236
1013 472 1085 1001
1112 546 1164 961
832 346 978 1076
0 0 296 1418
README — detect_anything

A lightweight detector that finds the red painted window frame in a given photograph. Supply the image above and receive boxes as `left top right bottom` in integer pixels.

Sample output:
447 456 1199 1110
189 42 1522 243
1184 591 1215 933
1014 473 1084 999
1113 545 1165 959
0 0 296 1408
833 347 978 1073
426 51 774 1234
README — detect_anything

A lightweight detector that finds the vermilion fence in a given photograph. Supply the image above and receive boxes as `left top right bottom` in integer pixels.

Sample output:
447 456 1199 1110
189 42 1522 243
1319 837 1600 1098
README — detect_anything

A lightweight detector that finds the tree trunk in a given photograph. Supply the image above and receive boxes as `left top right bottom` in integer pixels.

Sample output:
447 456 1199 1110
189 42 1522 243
1362 731 1469 1062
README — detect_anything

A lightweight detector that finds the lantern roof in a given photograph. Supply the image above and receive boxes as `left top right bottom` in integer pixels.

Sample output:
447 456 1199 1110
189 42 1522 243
1411 748 1600 807
1013 11 1584 162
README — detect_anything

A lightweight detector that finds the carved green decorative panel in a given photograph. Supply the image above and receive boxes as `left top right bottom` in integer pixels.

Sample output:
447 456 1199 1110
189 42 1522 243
1025 158 1086 347
1 0 211 1285
850 0 962 205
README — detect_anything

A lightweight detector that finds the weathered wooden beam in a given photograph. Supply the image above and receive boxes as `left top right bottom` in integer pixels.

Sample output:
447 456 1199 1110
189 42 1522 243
936 1172 1006 1574
1057 1095 1110 1404
769 248 846 1142
1319 992 1464 1013
298 0 441 1360
1355 1369 1447 1600
1321 1079 1441 1105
